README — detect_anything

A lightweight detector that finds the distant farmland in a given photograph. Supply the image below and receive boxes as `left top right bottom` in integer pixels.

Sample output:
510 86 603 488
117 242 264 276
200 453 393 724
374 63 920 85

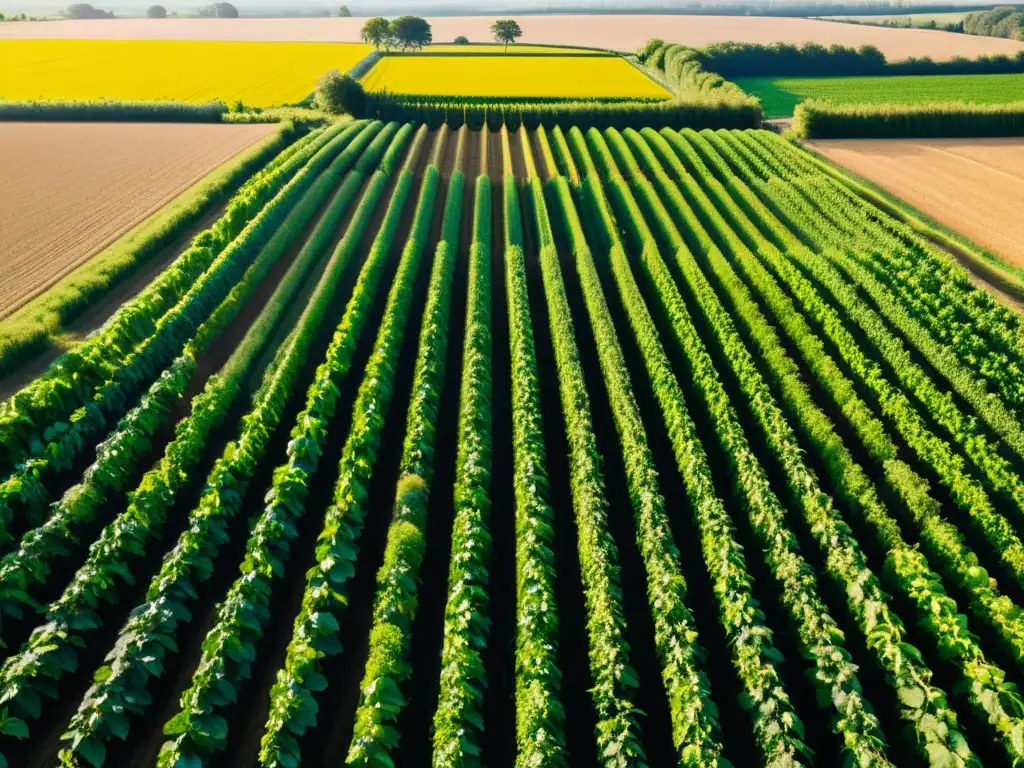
738 72 1024 117
1 15 1022 61
0 39 371 106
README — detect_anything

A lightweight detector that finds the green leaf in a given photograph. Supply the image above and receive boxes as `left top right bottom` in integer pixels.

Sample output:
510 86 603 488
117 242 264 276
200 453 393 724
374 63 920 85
77 737 106 768
897 686 925 709
163 711 189 736
1 717 29 739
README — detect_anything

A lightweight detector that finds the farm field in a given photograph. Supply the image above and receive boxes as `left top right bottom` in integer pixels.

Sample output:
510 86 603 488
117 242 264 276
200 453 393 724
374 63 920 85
2 14 1022 60
0 121 277 318
360 54 671 99
810 137 1024 266
3 118 1024 768
737 72 1024 117
0 39 372 106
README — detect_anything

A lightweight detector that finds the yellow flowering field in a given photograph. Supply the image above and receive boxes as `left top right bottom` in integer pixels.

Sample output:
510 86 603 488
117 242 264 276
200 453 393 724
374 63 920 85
0 39 372 107
360 55 670 99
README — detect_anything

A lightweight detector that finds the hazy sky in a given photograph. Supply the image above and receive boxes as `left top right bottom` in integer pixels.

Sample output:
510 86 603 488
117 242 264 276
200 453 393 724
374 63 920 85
0 0 994 17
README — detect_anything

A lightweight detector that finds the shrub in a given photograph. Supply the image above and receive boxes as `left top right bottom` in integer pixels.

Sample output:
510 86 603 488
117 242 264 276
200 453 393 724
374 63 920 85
454 35 469 44
315 70 366 115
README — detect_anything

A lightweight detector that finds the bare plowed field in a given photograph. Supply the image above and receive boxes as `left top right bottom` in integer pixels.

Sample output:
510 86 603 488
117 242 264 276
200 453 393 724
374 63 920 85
0 121 276 318
1 15 1021 61
811 138 1024 267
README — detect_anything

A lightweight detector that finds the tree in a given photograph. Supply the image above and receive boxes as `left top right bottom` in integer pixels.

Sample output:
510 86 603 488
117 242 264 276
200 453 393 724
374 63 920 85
146 4 166 17
390 15 432 51
361 16 392 50
453 35 469 44
0 13 5 19
490 19 522 52
316 70 366 116
199 2 237 17
338 4 350 16
65 3 114 18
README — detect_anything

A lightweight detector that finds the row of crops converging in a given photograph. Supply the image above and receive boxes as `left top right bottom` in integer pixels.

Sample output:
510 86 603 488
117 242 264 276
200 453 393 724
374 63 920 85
2 116 1024 768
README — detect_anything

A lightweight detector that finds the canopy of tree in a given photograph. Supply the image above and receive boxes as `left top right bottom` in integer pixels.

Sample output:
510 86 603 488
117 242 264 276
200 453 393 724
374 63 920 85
361 16 391 49
316 70 365 115
490 19 523 52
65 3 113 18
360 15 433 51
390 15 432 50
964 6 1024 39
146 4 166 17
199 2 238 18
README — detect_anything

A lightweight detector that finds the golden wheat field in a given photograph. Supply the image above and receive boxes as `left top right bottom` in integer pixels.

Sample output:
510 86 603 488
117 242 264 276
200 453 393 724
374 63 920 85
0 39 372 106
360 55 671 99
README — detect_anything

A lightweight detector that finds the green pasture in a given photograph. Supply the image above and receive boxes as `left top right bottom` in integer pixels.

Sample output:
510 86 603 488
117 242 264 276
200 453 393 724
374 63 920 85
736 72 1024 117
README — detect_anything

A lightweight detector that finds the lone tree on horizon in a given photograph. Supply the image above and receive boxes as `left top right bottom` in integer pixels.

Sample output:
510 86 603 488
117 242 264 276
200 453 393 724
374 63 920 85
146 4 166 17
491 19 522 52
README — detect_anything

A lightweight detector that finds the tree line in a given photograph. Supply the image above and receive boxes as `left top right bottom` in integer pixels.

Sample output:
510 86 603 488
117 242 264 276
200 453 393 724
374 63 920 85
359 15 523 51
641 39 1024 79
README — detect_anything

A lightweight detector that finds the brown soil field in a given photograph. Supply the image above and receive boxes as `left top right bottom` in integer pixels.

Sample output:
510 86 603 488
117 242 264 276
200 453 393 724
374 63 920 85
0 121 276 319
2 15 1021 61
810 138 1024 267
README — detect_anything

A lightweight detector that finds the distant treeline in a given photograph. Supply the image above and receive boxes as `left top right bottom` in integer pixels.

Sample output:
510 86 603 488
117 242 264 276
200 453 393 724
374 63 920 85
963 5 1024 38
643 40 1024 79
793 98 1024 137
824 16 965 32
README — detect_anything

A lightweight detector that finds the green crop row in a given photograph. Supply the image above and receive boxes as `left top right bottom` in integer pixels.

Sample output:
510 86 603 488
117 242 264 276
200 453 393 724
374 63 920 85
255 163 435 768
547 166 725 763
431 177 500 767
347 168 465 765
668 128 1024 760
